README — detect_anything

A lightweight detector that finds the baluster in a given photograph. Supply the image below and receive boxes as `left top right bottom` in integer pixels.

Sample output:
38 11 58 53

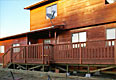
10 48 13 63
114 40 116 64
42 43 44 64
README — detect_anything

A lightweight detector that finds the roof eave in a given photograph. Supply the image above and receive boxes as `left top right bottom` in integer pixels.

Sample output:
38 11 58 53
24 0 57 10
0 24 65 41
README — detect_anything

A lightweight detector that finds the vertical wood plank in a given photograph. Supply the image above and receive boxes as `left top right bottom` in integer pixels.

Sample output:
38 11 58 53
55 31 57 44
79 43 82 64
42 43 44 64
114 40 116 64
10 48 12 63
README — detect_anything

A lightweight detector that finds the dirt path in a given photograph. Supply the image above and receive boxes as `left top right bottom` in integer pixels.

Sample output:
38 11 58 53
0 68 116 80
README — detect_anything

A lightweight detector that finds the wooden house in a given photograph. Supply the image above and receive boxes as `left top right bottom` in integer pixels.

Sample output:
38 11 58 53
0 0 116 73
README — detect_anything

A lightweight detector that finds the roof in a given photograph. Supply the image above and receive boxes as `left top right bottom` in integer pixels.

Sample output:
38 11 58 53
0 25 64 41
24 0 57 10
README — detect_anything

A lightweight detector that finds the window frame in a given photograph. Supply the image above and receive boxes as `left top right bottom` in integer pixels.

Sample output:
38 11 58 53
0 46 5 53
46 4 57 19
12 43 20 53
106 28 116 40
106 28 116 46
105 0 116 4
44 39 51 44
72 32 87 43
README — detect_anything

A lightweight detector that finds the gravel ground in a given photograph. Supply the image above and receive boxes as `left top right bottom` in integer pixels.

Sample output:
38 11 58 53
0 69 116 80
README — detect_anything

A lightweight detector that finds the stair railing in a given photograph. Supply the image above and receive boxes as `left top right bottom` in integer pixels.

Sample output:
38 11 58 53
2 47 13 68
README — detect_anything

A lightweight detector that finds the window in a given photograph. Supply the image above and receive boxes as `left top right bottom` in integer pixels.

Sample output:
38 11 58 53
29 41 31 45
0 46 5 53
13 44 20 53
72 32 86 48
106 28 116 39
105 0 116 4
72 32 86 43
106 28 116 46
46 4 57 19
44 39 51 44
44 39 51 49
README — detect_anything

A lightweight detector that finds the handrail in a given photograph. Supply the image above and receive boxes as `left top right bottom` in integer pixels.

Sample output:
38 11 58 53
53 39 116 45
2 47 12 58
2 47 13 67
11 43 54 48
13 47 25 58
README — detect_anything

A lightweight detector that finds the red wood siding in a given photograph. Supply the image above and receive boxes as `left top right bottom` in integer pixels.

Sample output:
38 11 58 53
30 0 116 31
56 23 116 44
57 31 71 44
0 37 27 63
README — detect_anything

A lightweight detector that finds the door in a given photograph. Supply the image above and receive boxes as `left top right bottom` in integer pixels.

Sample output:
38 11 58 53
43 39 53 64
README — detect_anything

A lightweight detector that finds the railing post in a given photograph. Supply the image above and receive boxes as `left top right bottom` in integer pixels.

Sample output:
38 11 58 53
48 44 53 64
48 44 50 64
42 43 44 64
114 40 116 64
10 48 13 63
2 54 5 68
79 43 82 64
55 31 57 44
24 46 27 63
51 44 54 61
2 47 12 68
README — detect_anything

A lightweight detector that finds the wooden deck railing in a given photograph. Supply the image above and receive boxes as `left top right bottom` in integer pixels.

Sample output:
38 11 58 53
3 39 116 67
3 47 12 67
54 39 116 65
3 44 53 67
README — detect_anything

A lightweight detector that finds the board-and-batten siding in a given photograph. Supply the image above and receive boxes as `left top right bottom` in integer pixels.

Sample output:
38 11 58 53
30 0 116 31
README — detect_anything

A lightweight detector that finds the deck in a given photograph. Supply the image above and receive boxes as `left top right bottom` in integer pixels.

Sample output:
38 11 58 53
3 39 116 67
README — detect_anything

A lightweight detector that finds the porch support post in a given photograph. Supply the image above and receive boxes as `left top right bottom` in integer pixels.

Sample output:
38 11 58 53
26 34 28 45
87 65 90 73
66 65 69 74
13 64 15 69
24 46 27 63
10 48 13 63
79 43 82 64
114 40 116 64
54 31 57 44
42 65 45 72
26 64 28 70
85 65 91 77
42 43 44 64
49 31 51 38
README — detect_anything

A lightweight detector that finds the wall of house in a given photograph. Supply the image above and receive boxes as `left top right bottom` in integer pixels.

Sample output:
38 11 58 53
56 23 116 44
29 22 116 45
30 0 116 31
0 37 27 63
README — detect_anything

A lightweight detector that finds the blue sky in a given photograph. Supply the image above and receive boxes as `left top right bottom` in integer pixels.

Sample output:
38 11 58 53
0 0 42 38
